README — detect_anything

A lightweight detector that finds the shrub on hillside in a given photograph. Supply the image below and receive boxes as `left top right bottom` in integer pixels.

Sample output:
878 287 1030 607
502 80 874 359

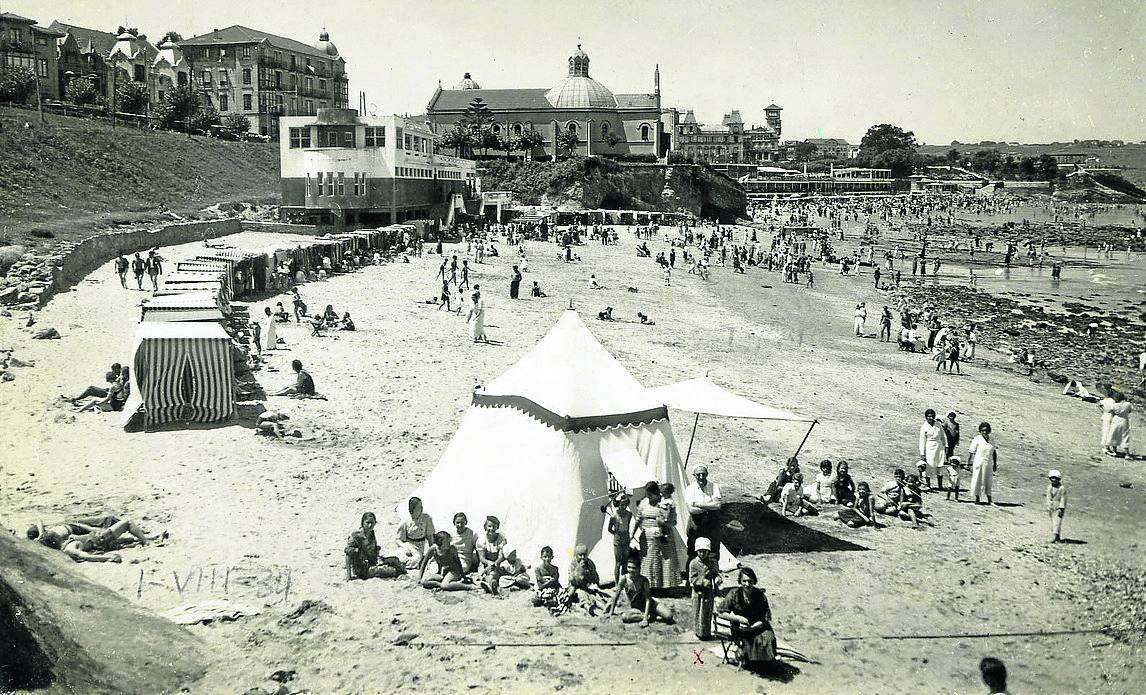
0 67 36 105
64 78 97 106
153 85 198 130
222 113 251 134
601 153 658 163
115 81 148 114
189 105 221 134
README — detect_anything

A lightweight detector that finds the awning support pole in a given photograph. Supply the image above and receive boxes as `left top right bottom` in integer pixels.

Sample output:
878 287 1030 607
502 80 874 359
683 413 701 467
793 420 818 458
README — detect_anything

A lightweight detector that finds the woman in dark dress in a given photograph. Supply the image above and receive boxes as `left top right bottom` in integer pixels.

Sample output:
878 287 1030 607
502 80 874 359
345 512 404 580
509 265 522 299
717 567 777 664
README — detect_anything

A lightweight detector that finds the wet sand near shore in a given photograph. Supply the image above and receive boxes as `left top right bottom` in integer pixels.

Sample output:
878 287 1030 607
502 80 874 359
1 226 1144 694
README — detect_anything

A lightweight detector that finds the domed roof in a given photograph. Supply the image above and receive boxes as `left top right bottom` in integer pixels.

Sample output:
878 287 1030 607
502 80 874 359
454 72 481 90
313 29 339 56
545 76 616 109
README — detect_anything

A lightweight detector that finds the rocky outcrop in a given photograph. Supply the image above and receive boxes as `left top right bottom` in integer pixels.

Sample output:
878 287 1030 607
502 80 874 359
479 158 747 221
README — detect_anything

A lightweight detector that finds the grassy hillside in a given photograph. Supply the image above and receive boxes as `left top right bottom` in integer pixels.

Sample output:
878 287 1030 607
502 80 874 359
0 107 280 248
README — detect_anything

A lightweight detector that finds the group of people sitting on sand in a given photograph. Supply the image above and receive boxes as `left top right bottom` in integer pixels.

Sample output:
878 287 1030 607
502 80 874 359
760 456 930 529
61 362 130 413
26 513 165 563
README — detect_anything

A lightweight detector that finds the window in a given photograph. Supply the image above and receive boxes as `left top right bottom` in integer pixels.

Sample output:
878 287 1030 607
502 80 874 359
336 173 345 196
275 71 282 88
491 123 501 135
37 59 48 78
9 28 20 43
341 130 355 148
242 46 251 58
290 55 296 70
220 48 228 58
220 94 229 111
178 71 187 86
353 172 366 196
202 70 212 85
242 68 251 85
601 122 609 138
513 123 522 137
326 172 334 196
134 64 145 82
640 124 650 141
314 172 322 196
289 127 311 148
305 100 313 114
243 94 252 111
218 69 228 85
36 35 47 46
365 126 385 147
318 79 326 93
306 173 313 196
306 77 313 91
567 122 577 134
404 134 412 150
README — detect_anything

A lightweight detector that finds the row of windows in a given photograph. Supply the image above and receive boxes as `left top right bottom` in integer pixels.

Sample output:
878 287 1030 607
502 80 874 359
190 46 334 74
396 167 432 178
439 169 463 179
306 172 366 197
487 121 651 142
403 133 430 153
289 126 390 149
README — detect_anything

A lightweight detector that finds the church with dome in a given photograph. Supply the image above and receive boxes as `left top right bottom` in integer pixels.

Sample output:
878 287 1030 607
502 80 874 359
426 44 667 159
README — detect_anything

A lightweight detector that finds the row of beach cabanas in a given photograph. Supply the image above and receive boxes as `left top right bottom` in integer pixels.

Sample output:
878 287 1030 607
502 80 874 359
123 226 415 429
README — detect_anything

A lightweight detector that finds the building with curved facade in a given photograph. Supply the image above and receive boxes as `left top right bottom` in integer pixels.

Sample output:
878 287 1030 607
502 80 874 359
426 44 666 159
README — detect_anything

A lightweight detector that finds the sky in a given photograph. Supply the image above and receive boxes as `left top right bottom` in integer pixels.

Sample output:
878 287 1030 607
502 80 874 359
6 0 1144 144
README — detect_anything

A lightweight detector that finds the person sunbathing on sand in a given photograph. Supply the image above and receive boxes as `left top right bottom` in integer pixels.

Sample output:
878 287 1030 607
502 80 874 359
28 515 163 563
273 360 315 396
419 531 472 591
62 363 121 403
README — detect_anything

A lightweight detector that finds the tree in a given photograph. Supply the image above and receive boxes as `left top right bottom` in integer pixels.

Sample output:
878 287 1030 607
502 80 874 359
478 129 503 158
968 149 1002 177
439 124 474 157
115 81 148 114
0 66 37 104
859 124 918 160
154 84 199 130
460 97 493 132
790 141 817 163
871 148 919 177
189 104 221 134
1034 154 1060 181
605 132 623 151
516 128 545 160
946 148 960 167
64 77 98 105
159 31 183 44
556 127 580 157
223 113 251 133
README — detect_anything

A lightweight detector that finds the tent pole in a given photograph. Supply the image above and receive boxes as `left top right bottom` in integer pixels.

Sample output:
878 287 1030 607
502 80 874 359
793 420 818 458
683 413 701 467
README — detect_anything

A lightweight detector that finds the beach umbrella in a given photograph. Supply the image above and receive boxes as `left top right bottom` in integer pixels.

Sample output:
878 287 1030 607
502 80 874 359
646 376 818 466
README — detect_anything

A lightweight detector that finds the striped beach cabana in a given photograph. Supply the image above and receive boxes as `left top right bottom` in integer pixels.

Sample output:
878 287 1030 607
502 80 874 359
160 277 227 300
125 322 235 428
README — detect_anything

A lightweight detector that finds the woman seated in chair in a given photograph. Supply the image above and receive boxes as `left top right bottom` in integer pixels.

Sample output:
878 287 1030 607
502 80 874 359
717 567 777 665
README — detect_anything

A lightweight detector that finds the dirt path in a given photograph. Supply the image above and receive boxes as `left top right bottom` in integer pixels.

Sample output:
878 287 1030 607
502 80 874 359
1 226 1143 694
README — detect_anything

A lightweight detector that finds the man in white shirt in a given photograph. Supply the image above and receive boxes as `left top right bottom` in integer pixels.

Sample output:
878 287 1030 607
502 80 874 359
684 464 723 564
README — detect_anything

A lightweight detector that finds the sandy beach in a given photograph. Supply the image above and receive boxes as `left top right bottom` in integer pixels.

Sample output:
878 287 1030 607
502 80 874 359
2 219 1145 694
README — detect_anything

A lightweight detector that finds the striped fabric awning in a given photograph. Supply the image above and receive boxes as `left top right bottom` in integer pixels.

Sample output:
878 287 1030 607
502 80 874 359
177 261 231 274
127 322 235 428
160 278 228 301
147 290 229 314
140 306 225 323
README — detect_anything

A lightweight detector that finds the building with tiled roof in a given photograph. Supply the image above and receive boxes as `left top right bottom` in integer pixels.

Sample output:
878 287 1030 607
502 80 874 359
426 44 665 160
2 13 64 102
49 21 171 111
179 25 349 138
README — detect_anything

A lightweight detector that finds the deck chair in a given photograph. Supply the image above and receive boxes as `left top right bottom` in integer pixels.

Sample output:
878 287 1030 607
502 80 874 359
309 319 325 337
711 588 741 667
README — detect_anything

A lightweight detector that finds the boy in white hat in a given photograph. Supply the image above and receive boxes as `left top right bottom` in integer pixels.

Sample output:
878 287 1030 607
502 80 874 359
688 537 720 639
1046 470 1066 542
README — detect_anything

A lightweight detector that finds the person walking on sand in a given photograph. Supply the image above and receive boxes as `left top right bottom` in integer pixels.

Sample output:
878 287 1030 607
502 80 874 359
459 259 470 291
968 421 998 504
438 280 452 311
115 254 129 289
1046 469 1066 543
467 286 488 343
131 253 146 290
853 302 867 337
879 305 892 342
1103 391 1133 457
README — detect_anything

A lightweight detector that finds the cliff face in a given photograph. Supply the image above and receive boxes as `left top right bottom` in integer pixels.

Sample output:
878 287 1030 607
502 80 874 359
479 158 747 221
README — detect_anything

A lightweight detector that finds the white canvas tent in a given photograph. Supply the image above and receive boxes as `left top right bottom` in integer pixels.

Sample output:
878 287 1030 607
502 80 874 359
122 322 235 428
405 311 735 571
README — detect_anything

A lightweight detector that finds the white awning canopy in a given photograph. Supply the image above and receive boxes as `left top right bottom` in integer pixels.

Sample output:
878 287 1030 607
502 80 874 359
646 377 814 422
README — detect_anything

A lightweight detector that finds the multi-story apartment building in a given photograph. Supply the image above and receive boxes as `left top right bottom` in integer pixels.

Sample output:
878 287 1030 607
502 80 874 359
180 25 349 139
1 13 63 102
674 109 748 164
279 108 478 228
804 138 852 160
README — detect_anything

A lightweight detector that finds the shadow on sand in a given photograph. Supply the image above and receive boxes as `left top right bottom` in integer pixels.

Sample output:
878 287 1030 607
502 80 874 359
721 500 869 555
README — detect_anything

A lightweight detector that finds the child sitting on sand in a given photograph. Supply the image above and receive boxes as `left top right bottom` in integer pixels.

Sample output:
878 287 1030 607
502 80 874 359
833 461 856 507
568 544 602 595
476 515 530 594
419 531 472 591
762 457 801 504
780 472 818 516
605 556 674 628
836 482 875 528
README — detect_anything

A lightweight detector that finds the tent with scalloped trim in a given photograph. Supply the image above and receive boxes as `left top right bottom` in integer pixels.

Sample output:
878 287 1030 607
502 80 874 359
402 310 737 574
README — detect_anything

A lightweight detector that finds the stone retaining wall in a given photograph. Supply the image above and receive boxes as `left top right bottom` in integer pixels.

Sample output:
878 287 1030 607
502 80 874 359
1 219 241 309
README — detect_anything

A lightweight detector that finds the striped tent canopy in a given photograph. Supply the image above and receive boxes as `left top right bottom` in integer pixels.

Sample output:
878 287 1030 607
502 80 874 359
163 271 231 297
177 260 231 274
160 278 228 301
196 249 266 262
124 322 235 428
